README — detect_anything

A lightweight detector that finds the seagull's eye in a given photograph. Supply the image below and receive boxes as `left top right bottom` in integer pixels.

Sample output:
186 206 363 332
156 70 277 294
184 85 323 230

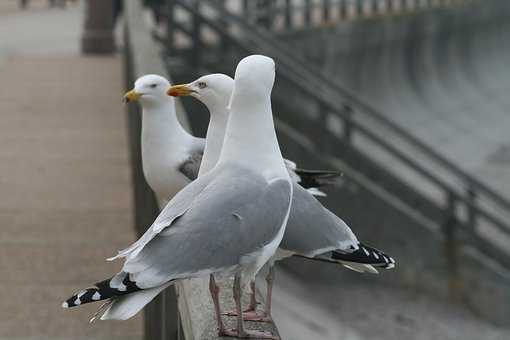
197 82 207 89
149 84 157 88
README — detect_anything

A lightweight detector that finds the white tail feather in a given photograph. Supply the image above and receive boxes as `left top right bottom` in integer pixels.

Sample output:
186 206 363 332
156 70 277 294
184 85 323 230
306 187 327 197
99 282 172 321
340 261 379 274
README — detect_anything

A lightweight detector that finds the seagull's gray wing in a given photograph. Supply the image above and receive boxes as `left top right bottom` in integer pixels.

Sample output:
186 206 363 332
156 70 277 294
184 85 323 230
280 182 359 257
178 148 203 181
109 164 214 262
121 164 292 289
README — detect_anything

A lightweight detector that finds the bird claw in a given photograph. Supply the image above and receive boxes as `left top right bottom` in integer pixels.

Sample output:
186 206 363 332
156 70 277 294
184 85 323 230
219 328 279 339
223 309 272 322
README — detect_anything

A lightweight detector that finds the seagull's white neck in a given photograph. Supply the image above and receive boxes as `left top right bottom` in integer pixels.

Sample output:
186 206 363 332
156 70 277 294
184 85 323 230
218 95 287 180
141 98 191 149
198 108 228 177
140 98 193 185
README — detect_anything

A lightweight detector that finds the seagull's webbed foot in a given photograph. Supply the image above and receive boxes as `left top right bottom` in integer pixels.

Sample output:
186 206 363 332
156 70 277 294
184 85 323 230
223 280 272 322
223 304 258 316
224 309 272 322
219 328 279 339
227 273 278 338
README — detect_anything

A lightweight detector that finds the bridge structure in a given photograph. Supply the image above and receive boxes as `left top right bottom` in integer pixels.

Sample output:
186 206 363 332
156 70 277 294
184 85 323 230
124 1 510 339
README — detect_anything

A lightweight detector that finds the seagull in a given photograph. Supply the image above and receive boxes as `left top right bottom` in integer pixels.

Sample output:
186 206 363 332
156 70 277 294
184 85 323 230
123 74 341 207
123 75 204 207
62 55 290 339
167 73 396 322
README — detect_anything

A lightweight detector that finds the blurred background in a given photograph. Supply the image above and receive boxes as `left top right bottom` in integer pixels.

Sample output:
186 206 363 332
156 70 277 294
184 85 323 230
1 0 510 339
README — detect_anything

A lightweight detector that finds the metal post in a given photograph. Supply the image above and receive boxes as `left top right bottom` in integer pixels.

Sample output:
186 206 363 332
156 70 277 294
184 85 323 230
467 187 477 231
323 0 331 21
356 0 364 17
342 104 354 143
443 192 463 302
304 0 312 26
243 0 251 22
318 103 332 153
370 0 379 17
81 0 115 54
163 287 180 340
284 0 292 29
340 0 348 20
387 0 394 13
218 0 230 52
191 0 201 69
165 0 175 53
256 0 274 29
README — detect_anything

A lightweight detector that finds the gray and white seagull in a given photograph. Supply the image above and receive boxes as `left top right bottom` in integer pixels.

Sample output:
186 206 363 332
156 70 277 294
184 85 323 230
167 73 396 322
63 55 291 340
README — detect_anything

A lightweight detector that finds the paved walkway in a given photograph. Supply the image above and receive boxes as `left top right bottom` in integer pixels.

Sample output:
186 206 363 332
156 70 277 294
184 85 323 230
0 1 142 339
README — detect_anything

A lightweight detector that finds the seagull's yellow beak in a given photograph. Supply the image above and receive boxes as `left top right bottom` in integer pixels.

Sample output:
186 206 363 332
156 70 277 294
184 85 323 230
123 89 142 103
167 84 193 97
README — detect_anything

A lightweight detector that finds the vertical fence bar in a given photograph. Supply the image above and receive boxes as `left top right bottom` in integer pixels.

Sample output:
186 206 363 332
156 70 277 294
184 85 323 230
284 0 293 29
318 103 332 154
342 104 354 144
268 0 276 29
356 0 364 17
323 0 331 21
124 49 162 340
218 0 230 54
165 0 175 53
387 0 394 13
163 287 180 340
191 0 201 69
467 187 477 232
243 0 251 23
256 0 274 29
443 191 463 302
369 0 378 15
339 0 348 19
375 0 382 15
304 0 312 26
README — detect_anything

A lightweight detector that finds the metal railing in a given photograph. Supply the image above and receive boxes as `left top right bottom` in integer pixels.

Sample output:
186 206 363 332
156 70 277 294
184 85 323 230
239 0 475 30
158 0 510 272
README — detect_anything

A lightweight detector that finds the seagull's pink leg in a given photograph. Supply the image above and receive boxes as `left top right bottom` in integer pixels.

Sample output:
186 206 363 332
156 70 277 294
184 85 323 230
248 281 258 312
209 274 227 336
223 281 263 319
263 265 275 320
223 267 274 323
220 273 279 339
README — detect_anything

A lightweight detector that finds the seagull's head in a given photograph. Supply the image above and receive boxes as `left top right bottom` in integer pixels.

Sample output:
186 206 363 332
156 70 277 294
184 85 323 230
230 55 275 107
124 74 171 106
166 74 234 113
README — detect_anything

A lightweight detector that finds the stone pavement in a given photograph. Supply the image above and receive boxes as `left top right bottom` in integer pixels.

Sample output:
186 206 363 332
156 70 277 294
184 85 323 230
0 1 143 339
